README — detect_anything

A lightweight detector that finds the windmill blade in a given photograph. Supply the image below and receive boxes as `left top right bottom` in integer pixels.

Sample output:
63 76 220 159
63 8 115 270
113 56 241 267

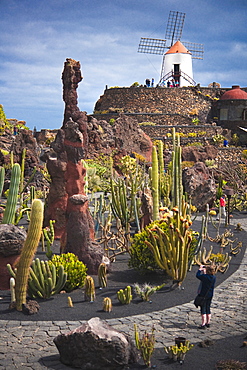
182 42 204 59
138 37 167 55
165 11 185 46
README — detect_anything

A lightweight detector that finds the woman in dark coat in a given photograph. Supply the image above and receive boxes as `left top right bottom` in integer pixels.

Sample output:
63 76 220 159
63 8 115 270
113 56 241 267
196 265 216 329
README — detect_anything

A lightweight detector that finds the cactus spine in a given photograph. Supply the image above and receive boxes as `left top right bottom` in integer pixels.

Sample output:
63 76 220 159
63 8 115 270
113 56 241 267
84 276 95 301
14 199 44 311
151 146 159 221
98 263 107 288
103 297 112 312
117 285 132 304
2 163 21 224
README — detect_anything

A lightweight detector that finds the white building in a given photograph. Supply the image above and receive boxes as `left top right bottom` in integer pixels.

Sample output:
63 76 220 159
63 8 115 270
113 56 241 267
161 40 194 87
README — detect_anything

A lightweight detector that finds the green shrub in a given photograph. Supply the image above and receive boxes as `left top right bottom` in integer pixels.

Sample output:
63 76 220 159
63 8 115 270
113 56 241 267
109 118 115 125
49 253 87 292
186 142 203 147
182 161 195 169
139 122 156 126
129 220 169 273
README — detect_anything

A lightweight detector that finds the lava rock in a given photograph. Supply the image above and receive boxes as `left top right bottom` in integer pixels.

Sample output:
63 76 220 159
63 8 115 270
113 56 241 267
54 317 139 369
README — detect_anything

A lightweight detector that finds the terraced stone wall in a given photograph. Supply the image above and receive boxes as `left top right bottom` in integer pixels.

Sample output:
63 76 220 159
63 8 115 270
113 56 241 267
93 86 226 125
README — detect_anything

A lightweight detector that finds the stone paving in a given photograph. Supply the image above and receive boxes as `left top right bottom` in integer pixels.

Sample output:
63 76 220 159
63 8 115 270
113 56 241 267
0 217 246 369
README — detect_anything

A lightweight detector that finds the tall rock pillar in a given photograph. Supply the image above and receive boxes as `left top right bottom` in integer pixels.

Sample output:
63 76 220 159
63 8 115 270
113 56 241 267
44 58 103 273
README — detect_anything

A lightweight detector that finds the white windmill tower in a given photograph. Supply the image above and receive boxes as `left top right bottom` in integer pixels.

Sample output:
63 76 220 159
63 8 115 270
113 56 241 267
138 11 204 87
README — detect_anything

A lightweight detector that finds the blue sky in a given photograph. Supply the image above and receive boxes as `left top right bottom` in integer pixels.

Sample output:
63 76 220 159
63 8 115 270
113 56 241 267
0 0 246 131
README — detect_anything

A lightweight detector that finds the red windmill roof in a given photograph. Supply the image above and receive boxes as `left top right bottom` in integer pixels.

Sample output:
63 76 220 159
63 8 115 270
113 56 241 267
165 40 191 55
221 85 247 100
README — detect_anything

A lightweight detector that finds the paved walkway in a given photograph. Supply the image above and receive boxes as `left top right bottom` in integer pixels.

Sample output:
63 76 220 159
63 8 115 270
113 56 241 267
0 217 246 369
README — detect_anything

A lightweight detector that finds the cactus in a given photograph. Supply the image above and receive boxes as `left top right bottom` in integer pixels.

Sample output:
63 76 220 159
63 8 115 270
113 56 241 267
171 128 183 212
133 283 165 301
145 205 193 287
98 262 107 288
134 324 155 368
84 275 95 302
10 277 16 305
7 258 67 299
151 146 159 221
43 220 55 259
110 174 142 246
68 296 73 307
14 199 44 311
117 285 132 304
0 166 5 197
2 163 21 224
103 297 112 312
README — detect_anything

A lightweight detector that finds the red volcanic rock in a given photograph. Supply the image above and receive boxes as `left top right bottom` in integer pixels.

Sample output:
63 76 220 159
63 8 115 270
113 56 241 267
45 59 103 274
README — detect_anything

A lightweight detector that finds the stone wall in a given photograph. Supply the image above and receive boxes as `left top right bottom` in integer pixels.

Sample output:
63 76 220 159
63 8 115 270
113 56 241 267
93 86 226 125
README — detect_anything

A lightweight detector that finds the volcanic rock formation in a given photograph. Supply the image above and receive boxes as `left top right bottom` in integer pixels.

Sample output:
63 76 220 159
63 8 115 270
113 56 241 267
44 58 103 273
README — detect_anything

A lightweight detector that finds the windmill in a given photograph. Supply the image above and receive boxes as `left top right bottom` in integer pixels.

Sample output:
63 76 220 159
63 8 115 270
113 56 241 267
138 11 204 86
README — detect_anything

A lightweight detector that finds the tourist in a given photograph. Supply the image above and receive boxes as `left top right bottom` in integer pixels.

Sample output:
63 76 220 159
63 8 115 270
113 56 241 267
151 78 154 87
196 265 216 329
219 195 226 218
167 80 171 88
145 79 150 87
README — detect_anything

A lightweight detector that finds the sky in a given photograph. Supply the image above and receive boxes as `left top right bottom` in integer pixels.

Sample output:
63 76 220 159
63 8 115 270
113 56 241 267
0 0 247 131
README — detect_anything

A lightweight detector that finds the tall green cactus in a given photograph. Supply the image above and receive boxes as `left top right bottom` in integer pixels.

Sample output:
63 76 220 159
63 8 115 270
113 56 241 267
2 163 21 224
84 275 95 302
98 262 107 288
151 146 159 221
43 220 55 258
145 204 192 287
0 166 5 197
110 173 142 244
14 199 44 311
171 128 183 212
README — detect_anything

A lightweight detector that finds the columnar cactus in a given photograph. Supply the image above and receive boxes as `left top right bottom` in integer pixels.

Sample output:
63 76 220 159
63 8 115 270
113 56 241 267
103 297 112 312
98 263 107 288
0 166 5 197
14 199 44 311
2 163 21 224
117 285 132 304
43 220 55 258
28 258 67 298
84 275 95 302
151 146 159 221
145 205 192 286
171 128 183 212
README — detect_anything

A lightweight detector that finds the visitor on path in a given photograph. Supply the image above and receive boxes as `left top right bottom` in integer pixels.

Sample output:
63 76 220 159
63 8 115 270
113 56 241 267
167 80 171 88
196 265 216 329
217 195 226 219
151 78 154 87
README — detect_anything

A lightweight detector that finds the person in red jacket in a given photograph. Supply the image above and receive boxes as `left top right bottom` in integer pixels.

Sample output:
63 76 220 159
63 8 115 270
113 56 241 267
217 195 226 220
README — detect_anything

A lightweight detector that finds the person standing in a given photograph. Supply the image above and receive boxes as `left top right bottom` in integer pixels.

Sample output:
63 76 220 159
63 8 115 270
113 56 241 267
196 265 216 329
219 195 226 218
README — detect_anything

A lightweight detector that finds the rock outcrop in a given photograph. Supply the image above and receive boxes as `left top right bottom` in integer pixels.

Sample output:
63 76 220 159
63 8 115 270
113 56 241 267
182 162 216 210
87 114 152 162
54 317 139 369
44 59 103 274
